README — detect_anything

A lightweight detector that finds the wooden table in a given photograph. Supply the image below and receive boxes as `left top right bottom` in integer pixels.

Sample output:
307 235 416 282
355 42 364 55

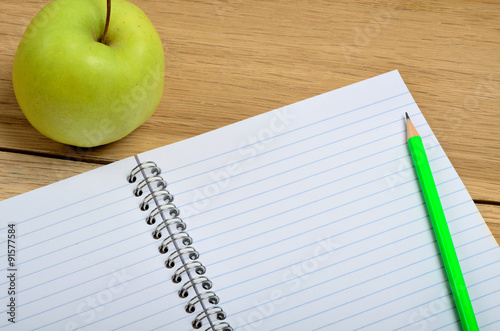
1 0 499 244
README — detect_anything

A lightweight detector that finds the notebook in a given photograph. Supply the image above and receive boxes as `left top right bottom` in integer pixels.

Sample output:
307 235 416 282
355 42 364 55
1 70 499 330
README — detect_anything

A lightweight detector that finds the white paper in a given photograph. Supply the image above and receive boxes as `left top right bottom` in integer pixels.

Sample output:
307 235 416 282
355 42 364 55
1 70 498 330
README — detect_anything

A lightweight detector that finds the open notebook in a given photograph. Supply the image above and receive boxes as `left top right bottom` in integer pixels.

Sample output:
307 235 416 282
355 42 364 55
1 71 499 330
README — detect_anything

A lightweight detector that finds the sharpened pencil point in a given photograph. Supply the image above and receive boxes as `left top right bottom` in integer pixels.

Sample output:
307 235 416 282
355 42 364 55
405 112 419 140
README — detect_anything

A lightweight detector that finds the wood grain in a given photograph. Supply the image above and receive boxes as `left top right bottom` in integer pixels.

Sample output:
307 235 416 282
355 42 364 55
0 151 100 200
478 204 500 245
0 0 499 241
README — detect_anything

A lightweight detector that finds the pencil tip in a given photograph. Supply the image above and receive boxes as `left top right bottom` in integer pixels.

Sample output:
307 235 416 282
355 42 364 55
405 112 419 138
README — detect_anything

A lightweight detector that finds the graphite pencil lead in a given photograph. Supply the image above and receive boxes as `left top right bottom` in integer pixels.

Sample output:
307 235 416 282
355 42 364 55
405 112 410 120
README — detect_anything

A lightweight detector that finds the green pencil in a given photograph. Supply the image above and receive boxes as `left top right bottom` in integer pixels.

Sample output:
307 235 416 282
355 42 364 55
405 112 479 331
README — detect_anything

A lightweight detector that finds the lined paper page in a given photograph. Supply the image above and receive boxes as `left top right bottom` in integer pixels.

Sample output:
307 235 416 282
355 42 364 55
138 70 500 330
0 158 189 330
1 71 498 330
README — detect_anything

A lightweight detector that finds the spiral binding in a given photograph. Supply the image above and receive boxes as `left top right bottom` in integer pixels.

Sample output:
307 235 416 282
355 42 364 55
128 160 232 331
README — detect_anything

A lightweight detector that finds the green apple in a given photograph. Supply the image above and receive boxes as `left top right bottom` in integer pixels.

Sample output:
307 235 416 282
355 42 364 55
12 0 165 147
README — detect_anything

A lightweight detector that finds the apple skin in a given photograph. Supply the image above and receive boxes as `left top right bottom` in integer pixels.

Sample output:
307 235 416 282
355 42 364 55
13 0 165 147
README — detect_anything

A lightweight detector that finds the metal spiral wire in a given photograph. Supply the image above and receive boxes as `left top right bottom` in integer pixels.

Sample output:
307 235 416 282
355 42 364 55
129 160 231 331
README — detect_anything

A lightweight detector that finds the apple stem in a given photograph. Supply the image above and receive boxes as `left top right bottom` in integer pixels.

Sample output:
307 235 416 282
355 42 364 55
101 0 111 44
